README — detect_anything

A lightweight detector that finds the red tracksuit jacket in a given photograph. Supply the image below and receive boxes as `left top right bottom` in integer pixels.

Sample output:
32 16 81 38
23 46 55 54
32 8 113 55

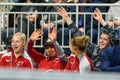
0 51 32 70
27 40 64 72
65 53 94 73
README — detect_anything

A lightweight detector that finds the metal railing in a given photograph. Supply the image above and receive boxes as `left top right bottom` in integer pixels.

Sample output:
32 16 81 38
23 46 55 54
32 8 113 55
0 2 120 80
0 3 120 50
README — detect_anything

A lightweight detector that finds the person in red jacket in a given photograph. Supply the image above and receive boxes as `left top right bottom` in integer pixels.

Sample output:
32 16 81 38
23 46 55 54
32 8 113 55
57 7 94 73
27 25 64 72
0 32 33 70
64 36 94 73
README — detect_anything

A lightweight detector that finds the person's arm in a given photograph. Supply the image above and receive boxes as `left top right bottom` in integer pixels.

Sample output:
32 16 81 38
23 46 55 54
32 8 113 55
26 10 38 23
93 8 117 31
27 29 45 64
48 24 68 64
45 24 66 69
52 19 65 27
57 7 72 25
57 7 82 37
40 15 47 29
54 41 68 63
101 46 120 72
93 8 107 27
48 24 65 57
51 5 71 27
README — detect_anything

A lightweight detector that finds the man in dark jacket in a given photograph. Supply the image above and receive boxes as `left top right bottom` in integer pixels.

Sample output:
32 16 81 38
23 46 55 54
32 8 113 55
101 45 120 72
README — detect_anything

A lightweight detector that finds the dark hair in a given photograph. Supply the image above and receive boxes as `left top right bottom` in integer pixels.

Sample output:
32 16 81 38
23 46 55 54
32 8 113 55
102 28 119 46
43 39 54 48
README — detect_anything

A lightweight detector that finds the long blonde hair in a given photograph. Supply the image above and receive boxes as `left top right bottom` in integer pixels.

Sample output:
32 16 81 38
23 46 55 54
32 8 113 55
71 36 89 56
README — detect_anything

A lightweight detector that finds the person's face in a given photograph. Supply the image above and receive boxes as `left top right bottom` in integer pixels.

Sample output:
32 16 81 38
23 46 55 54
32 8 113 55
45 46 56 57
53 0 62 3
70 44 74 54
99 33 110 50
12 35 25 54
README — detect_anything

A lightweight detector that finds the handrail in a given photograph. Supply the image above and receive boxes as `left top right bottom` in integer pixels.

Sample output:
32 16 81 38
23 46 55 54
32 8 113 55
0 3 120 6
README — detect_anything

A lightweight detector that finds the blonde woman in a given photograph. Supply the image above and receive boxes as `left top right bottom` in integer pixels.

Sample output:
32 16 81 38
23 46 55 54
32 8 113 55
64 36 94 73
0 32 33 70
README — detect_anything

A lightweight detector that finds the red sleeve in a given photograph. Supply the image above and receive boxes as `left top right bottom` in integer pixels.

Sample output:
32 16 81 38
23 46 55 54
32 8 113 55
27 40 45 64
65 56 79 72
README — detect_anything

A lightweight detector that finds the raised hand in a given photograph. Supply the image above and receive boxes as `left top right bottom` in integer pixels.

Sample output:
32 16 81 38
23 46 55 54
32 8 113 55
94 8 107 26
93 8 103 22
30 29 43 41
57 7 72 25
48 24 57 43
57 7 69 20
